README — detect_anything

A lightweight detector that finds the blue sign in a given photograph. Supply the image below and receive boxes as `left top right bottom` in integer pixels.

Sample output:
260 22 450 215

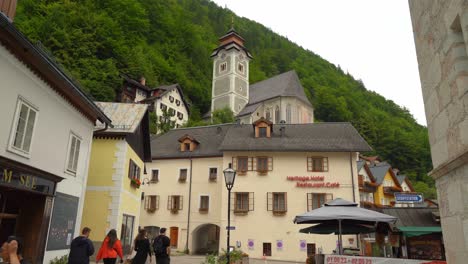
226 226 236 230
394 192 423 203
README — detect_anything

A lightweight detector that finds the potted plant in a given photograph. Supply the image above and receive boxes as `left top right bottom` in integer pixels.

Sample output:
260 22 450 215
130 178 141 188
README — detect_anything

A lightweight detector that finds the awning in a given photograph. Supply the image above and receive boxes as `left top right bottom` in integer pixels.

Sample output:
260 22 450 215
398 226 442 237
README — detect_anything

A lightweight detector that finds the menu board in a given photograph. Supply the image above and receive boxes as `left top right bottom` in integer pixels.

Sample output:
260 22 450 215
46 192 79 250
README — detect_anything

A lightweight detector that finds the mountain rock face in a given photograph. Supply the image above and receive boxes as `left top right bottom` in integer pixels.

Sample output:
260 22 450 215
14 0 435 197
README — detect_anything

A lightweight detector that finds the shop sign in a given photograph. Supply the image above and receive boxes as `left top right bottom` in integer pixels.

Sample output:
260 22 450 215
0 167 55 195
287 176 340 188
325 255 441 264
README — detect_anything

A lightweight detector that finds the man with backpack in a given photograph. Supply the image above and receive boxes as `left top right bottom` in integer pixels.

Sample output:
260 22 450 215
153 228 170 264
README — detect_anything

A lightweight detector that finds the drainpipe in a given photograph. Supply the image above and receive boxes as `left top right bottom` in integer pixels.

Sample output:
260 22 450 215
185 156 193 254
93 122 109 133
349 152 359 252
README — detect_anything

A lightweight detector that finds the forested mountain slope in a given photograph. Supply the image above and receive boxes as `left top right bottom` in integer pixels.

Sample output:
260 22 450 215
14 0 435 197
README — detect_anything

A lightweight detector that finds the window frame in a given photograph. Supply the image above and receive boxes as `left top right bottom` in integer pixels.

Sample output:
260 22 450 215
256 156 272 173
307 193 333 211
128 159 141 180
167 195 183 212
208 167 218 181
233 192 254 213
199 195 210 212
307 157 329 172
267 192 287 214
258 127 267 138
65 132 82 175
8 96 39 157
179 168 188 182
263 243 272 257
151 169 159 182
144 195 159 212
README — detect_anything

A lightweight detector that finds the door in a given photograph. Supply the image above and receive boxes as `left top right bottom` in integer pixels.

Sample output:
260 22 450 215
307 243 316 257
170 227 178 248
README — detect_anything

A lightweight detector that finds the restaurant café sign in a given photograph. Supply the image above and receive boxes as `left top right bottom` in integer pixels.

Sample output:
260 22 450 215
0 167 55 195
287 176 340 188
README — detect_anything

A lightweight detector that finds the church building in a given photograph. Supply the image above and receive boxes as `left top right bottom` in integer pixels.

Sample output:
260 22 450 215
209 28 314 124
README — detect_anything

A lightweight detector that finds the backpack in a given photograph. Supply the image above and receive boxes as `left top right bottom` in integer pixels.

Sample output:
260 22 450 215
153 236 164 256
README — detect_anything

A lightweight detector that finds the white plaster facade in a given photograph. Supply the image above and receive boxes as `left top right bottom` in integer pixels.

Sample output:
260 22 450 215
408 1 468 263
140 152 359 262
0 43 95 263
153 88 189 129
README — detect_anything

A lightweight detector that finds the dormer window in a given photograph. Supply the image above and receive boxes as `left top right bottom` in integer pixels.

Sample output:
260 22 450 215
253 118 273 138
178 134 199 152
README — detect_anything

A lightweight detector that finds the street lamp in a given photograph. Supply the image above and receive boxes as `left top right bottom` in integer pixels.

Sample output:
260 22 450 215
223 164 237 264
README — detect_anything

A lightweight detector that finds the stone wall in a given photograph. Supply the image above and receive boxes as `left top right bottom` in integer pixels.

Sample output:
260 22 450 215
408 1 468 263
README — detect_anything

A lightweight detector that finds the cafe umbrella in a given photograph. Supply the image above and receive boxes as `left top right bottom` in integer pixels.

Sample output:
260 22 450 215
294 198 397 254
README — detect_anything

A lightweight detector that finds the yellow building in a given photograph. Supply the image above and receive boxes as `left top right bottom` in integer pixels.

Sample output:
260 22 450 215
81 102 151 255
140 119 372 262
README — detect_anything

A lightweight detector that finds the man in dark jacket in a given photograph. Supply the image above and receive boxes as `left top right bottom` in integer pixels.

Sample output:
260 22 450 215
68 227 94 264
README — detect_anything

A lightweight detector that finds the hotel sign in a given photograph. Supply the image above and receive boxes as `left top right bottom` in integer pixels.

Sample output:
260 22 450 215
0 166 55 195
287 176 340 188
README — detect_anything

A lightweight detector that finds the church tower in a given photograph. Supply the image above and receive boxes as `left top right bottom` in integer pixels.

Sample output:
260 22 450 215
211 28 252 116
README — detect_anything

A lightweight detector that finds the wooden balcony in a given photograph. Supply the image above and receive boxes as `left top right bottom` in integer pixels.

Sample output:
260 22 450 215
383 186 402 194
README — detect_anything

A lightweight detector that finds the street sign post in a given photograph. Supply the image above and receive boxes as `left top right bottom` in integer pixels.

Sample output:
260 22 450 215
394 192 424 203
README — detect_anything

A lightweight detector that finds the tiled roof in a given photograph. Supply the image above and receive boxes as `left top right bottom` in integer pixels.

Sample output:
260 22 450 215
357 160 365 172
151 124 233 159
95 102 148 134
237 102 261 117
381 208 440 227
368 162 391 185
150 122 371 159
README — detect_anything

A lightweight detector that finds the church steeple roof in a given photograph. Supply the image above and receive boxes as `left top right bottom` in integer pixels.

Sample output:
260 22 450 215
211 28 252 58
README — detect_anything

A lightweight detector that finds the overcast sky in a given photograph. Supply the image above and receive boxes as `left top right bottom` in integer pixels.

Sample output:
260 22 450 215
211 0 426 125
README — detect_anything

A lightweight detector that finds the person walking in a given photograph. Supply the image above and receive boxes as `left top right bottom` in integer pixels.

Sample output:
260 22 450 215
153 228 170 264
96 229 124 264
131 229 152 264
68 227 95 264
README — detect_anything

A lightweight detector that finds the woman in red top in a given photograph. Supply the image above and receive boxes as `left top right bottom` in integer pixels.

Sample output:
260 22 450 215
96 229 124 264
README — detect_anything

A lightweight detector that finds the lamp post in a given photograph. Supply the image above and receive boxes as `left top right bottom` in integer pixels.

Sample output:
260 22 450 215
223 164 237 264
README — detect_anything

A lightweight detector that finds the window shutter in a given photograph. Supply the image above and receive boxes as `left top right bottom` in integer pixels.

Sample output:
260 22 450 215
284 193 288 212
167 196 172 210
267 192 273 211
144 196 149 210
232 192 236 211
156 196 160 210
249 192 255 211
252 157 257 171
307 157 312 171
323 157 329 172
232 157 237 171
248 157 253 171
268 157 273 171
179 196 184 210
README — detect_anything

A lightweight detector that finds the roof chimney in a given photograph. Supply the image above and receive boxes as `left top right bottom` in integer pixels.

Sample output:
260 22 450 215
139 76 146 86
1 0 17 21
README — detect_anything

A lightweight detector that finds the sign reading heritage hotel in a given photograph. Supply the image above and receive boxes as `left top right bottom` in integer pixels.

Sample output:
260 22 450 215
287 176 340 188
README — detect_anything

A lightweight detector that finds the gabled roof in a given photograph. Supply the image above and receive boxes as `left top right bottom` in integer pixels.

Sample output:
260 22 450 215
0 13 111 126
137 83 191 114
397 175 415 192
121 74 152 92
368 162 401 188
238 70 312 117
94 102 148 134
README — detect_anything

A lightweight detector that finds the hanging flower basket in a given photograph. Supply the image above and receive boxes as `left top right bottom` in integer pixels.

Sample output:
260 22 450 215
130 178 141 188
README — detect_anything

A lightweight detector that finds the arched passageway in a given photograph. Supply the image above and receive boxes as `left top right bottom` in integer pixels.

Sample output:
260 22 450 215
192 224 220 255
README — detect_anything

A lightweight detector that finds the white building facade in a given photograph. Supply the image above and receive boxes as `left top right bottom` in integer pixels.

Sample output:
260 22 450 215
140 121 371 262
0 12 111 263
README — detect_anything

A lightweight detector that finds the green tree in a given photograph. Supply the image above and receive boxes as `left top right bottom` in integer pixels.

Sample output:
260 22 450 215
212 107 235 124
156 109 175 134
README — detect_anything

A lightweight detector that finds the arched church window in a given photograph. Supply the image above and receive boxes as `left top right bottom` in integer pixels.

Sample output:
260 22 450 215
266 108 271 121
275 106 280 124
286 104 292 123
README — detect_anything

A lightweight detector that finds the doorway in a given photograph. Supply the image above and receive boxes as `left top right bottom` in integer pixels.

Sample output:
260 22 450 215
192 224 220 255
170 227 178 248
121 214 135 255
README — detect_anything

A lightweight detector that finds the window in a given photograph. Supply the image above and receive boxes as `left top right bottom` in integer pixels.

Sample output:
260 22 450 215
151 169 159 182
160 103 167 111
220 62 227 72
167 195 183 212
275 106 280 124
236 157 249 173
307 157 329 172
128 160 141 180
184 143 191 152
169 96 174 103
263 243 272 256
179 169 188 182
238 63 244 73
168 108 176 116
234 192 254 213
176 99 181 106
65 133 81 174
383 180 393 187
199 195 209 212
144 195 159 211
259 127 267 138
267 192 287 214
256 157 272 173
307 193 333 211
177 112 184 120
209 168 217 181
286 104 291 123
121 214 135 255
10 98 38 155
